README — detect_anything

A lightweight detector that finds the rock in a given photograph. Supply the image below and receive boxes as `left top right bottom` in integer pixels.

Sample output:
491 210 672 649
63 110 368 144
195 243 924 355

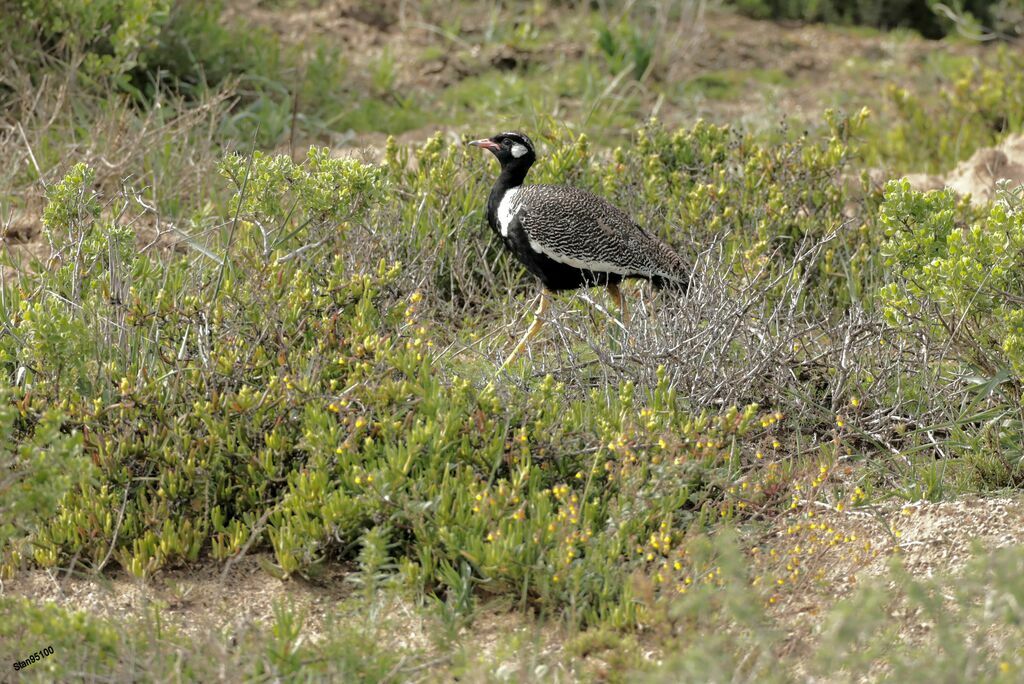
904 172 945 192
945 134 1024 205
908 133 1024 205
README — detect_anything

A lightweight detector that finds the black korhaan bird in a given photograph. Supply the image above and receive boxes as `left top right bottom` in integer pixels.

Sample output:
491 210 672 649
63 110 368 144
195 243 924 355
470 131 690 367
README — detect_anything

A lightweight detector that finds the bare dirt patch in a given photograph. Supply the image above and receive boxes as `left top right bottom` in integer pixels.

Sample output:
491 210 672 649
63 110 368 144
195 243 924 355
1 211 48 281
758 494 1024 656
660 10 984 127
5 496 1023 670
2 554 352 643
1 552 564 672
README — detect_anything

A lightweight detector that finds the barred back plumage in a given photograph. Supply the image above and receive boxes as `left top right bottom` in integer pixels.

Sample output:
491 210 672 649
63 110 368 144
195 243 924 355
501 184 689 291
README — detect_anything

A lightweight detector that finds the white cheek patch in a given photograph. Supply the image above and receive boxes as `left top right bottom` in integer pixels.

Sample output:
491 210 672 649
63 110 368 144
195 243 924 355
511 143 528 158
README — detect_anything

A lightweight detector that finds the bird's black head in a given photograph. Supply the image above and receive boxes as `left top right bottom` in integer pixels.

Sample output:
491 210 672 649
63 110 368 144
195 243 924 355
469 132 536 174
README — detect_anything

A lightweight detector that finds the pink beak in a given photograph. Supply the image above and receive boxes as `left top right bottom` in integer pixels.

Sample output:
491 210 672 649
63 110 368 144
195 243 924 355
469 138 500 151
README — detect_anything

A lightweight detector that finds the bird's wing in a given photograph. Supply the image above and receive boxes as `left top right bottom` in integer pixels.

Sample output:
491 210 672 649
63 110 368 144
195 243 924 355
515 185 685 280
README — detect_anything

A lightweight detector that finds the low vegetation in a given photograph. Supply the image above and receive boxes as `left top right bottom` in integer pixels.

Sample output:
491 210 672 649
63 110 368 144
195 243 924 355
2 0 1024 681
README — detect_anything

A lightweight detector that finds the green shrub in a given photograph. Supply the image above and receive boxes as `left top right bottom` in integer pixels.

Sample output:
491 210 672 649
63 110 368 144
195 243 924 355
2 0 285 112
880 179 1022 389
125 0 281 99
11 0 171 77
610 109 881 311
879 180 1024 478
219 145 387 261
0 391 89 571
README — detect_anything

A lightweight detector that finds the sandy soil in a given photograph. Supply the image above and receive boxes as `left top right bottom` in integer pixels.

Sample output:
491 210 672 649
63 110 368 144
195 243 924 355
1 552 563 674
4 494 1023 672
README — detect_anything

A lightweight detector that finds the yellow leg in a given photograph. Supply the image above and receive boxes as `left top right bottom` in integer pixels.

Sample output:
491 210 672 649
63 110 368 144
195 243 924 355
607 282 629 325
501 290 551 368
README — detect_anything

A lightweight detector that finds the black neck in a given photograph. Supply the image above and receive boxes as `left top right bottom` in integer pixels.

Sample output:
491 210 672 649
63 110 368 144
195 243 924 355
498 159 531 189
486 160 533 231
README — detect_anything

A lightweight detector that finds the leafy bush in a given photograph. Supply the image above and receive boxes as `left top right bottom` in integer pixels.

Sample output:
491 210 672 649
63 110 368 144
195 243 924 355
3 109 984 636
7 0 170 79
2 0 284 109
0 392 89 570
879 180 1024 481
880 180 1022 390
219 146 387 261
124 0 281 99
